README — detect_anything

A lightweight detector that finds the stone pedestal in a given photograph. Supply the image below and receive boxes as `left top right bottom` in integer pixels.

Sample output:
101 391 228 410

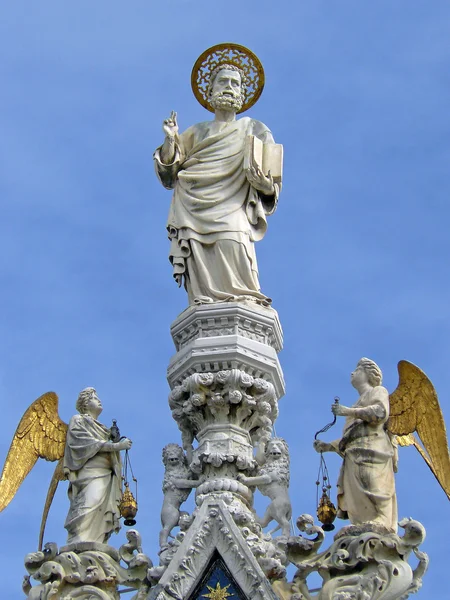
152 302 289 583
23 535 152 600
167 302 285 400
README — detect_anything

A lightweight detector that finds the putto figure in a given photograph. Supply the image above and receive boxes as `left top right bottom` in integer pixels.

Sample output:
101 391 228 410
154 44 282 306
314 358 398 532
238 437 292 537
0 388 132 547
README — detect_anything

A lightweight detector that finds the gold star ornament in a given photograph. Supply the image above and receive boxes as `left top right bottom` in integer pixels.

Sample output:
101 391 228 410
202 582 233 600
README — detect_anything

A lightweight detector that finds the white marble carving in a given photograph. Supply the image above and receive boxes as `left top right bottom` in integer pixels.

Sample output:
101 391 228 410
169 369 278 480
148 497 284 600
154 66 282 306
159 444 200 550
238 438 292 537
64 388 132 544
167 303 285 400
170 302 283 352
23 533 152 600
275 516 428 600
314 358 397 532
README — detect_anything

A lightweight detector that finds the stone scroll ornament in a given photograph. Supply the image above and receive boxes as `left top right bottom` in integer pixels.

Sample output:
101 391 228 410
314 358 450 533
154 43 283 306
274 515 429 600
22 530 153 600
0 388 133 548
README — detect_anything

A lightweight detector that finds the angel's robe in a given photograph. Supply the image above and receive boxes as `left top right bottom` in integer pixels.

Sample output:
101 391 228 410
154 117 279 305
63 414 122 544
332 386 398 532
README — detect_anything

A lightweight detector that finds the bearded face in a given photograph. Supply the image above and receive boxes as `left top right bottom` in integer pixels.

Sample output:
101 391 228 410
209 68 245 112
209 90 244 112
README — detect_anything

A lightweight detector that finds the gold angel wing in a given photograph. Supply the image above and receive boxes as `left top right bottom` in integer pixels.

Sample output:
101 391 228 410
388 360 450 500
39 458 67 550
0 392 68 512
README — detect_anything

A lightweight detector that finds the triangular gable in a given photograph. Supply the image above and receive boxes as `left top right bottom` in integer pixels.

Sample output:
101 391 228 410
187 551 246 600
149 498 278 600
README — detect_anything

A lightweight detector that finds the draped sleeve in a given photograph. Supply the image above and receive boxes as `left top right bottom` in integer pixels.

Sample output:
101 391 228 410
153 127 196 189
64 415 111 472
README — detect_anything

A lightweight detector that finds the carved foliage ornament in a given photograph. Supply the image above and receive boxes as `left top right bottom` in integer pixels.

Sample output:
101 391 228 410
169 370 278 444
191 43 265 114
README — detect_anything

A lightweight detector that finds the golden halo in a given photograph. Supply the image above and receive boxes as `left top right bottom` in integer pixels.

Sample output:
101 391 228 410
191 43 265 114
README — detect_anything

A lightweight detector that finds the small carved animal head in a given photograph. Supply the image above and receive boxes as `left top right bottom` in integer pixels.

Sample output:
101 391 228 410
262 437 290 485
178 511 194 531
265 438 289 461
162 444 187 469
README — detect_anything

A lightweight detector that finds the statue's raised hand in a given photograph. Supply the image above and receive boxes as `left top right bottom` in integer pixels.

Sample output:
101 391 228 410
163 111 178 139
246 164 275 196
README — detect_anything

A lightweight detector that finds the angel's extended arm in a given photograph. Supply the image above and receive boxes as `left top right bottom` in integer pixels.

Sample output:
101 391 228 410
337 387 389 424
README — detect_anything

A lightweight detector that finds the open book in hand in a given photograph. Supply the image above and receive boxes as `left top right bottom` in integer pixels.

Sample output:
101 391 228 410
244 135 283 185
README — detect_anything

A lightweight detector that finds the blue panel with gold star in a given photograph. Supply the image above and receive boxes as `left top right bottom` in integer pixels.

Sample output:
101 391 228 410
189 552 247 600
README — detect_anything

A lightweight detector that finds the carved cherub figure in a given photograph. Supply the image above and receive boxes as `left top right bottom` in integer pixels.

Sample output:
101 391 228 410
314 358 450 533
238 437 292 537
0 388 131 548
159 444 199 549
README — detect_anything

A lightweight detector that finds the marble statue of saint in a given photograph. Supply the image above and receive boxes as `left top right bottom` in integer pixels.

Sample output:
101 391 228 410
154 48 281 306
314 358 398 532
64 387 132 544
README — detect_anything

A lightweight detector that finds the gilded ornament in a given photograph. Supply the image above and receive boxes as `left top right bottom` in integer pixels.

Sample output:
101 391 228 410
317 491 337 531
388 360 450 500
191 43 265 114
202 582 233 600
119 483 138 526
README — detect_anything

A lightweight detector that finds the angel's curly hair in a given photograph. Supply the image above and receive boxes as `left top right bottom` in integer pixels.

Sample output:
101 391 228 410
357 358 383 387
76 387 96 414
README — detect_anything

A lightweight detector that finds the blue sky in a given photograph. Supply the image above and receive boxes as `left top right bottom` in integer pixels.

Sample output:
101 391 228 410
1 2 449 598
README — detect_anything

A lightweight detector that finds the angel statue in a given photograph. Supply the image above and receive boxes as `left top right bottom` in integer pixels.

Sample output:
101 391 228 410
154 43 282 306
314 358 450 533
0 387 132 548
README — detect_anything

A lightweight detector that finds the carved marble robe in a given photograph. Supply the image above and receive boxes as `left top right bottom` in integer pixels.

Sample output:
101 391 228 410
333 386 398 532
154 117 279 305
63 414 122 544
